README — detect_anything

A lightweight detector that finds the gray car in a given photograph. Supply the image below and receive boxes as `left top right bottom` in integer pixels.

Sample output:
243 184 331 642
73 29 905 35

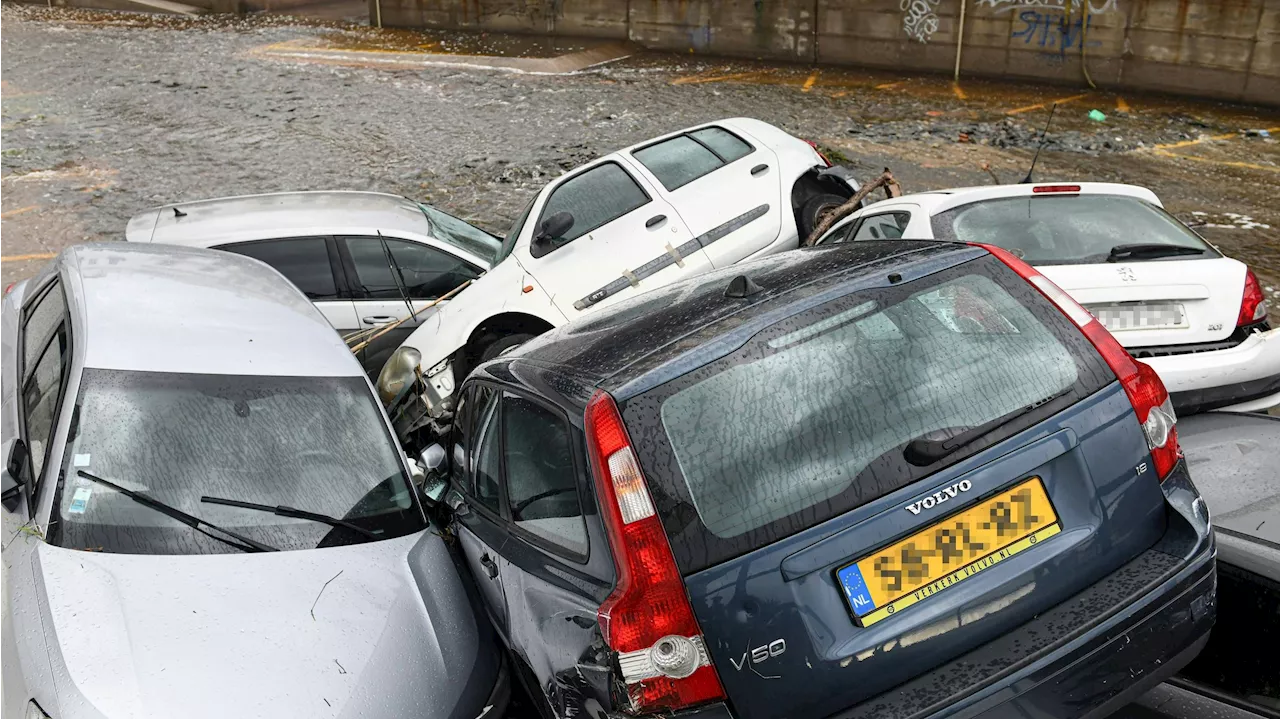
0 243 505 719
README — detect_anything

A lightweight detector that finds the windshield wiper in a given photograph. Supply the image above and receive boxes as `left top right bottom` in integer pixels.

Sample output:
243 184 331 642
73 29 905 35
77 470 277 553
1106 243 1206 262
903 387 1073 467
200 495 380 540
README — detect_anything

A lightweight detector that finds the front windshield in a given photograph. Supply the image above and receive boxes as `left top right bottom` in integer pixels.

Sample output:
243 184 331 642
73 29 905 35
52 369 425 555
419 204 501 266
931 195 1217 265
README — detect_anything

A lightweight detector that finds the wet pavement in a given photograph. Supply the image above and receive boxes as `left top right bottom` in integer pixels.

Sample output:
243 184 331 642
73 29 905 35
3 3 1278 322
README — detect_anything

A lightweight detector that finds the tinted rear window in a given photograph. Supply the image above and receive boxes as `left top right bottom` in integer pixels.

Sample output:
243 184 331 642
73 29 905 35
931 195 1216 265
623 256 1114 573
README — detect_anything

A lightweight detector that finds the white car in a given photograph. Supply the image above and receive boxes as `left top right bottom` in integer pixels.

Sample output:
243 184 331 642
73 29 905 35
813 182 1278 413
377 117 860 429
126 191 501 376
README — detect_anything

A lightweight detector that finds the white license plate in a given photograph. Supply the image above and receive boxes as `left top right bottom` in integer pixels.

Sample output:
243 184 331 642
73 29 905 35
1087 303 1187 332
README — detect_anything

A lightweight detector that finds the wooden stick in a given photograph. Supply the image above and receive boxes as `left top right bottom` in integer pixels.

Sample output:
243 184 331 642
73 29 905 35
349 280 472 355
802 169 902 247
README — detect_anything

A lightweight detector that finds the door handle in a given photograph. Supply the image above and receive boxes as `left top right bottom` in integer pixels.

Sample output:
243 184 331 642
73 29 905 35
751 164 770 176
645 214 667 229
480 554 499 580
362 315 396 325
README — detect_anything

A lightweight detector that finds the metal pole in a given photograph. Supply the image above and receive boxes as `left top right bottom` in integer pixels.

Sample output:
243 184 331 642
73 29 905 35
954 0 967 83
374 0 381 28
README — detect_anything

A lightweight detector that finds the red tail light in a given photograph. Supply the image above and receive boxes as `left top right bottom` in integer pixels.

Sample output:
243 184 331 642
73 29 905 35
3 283 14 297
1032 185 1082 193
584 390 726 713
804 139 832 167
1238 268 1267 327
974 243 1181 480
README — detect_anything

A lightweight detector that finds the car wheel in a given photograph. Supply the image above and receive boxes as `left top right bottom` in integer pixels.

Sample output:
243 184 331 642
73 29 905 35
799 192 850 239
480 333 537 363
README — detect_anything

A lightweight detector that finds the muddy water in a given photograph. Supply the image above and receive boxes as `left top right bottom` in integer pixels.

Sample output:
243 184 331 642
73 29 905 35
3 3 1277 319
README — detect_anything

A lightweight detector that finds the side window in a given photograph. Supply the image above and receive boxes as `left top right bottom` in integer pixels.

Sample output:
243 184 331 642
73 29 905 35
689 127 753 164
19 281 70 484
821 220 858 246
852 213 912 241
532 162 649 257
344 237 480 300
472 386 502 515
633 135 724 192
449 388 472 489
501 393 587 556
21 282 66 379
218 238 340 300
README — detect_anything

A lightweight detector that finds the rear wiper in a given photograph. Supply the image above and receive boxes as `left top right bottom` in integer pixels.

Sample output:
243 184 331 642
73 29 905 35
903 387 1072 467
200 495 380 540
1106 244 1206 262
77 470 277 553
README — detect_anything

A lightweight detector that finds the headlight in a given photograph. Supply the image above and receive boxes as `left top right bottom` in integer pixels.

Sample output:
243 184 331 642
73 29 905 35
27 700 52 719
377 347 422 404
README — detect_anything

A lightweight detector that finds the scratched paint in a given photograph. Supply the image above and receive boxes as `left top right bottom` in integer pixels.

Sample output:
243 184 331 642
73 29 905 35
901 0 943 43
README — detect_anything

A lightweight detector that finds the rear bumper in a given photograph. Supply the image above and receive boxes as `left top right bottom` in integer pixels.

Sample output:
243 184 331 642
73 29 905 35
1142 327 1280 413
674 466 1217 719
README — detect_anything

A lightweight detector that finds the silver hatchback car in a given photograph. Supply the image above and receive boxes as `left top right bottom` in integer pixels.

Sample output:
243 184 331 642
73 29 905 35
0 244 505 719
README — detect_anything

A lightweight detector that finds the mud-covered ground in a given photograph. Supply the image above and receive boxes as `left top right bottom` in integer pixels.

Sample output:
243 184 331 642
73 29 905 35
3 3 1278 317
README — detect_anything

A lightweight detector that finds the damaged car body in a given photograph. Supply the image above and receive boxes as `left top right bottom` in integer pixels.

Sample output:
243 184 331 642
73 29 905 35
419 239 1216 719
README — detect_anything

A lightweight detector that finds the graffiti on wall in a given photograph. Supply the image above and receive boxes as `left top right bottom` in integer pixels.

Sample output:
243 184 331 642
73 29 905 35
901 0 943 43
977 0 1118 15
1011 9 1103 56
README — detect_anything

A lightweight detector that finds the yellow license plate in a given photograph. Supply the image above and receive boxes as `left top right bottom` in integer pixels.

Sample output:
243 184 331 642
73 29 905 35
837 477 1060 627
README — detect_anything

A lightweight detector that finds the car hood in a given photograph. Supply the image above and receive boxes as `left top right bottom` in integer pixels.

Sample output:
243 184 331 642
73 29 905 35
26 531 492 719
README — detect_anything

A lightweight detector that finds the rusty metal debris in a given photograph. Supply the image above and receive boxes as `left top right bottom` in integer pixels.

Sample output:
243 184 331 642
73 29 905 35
803 169 903 247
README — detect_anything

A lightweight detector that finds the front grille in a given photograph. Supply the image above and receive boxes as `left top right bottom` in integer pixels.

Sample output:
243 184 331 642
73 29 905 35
1128 321 1270 359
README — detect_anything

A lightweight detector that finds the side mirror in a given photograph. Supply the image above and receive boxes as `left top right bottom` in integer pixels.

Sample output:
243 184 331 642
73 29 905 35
419 443 448 503
534 212 574 248
2 439 28 513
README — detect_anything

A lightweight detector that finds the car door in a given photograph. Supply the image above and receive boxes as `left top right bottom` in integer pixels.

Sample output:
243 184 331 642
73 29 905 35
3 277 72 719
625 125 784 269
214 237 357 332
449 384 510 633
518 160 713 318
338 236 485 374
491 390 614 717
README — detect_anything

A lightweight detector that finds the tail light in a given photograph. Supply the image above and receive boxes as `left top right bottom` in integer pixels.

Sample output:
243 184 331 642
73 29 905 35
1238 268 1267 327
3 282 14 297
1031 185 1082 194
974 244 1181 480
804 140 832 167
584 390 726 713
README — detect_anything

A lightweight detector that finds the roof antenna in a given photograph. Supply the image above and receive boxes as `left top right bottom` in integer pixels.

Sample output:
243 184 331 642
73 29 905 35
1020 103 1058 184
173 207 187 218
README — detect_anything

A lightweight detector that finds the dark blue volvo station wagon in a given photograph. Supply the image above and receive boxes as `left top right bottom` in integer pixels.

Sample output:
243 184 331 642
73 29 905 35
424 239 1216 719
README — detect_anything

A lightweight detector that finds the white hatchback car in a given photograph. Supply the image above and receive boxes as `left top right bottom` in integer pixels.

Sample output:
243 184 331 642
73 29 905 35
814 182 1278 413
126 191 501 376
377 117 859 428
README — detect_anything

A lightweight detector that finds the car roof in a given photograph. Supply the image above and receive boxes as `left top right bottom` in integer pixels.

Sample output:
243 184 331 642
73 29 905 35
488 240 986 406
61 243 363 377
856 182 1161 218
127 191 435 246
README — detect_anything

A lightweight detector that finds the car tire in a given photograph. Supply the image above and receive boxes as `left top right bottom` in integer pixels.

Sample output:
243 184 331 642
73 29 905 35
799 193 850 240
480 333 537 363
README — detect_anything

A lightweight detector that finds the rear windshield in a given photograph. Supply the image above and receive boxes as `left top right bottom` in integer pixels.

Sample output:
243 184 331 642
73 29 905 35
623 256 1114 573
930 195 1216 266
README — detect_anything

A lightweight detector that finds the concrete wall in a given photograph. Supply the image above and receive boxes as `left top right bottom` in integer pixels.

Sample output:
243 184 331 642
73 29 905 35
374 0 1280 107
